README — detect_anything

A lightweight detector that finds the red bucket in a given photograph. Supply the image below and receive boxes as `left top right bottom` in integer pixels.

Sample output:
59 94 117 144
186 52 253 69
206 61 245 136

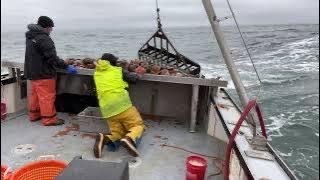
1 164 12 180
1 103 7 120
186 156 207 180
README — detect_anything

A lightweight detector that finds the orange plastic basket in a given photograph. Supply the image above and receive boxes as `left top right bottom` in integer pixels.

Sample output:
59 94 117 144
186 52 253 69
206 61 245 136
9 160 67 180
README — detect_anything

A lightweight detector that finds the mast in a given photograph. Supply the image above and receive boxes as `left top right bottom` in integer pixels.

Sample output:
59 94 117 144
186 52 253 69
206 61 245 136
156 0 162 29
201 0 250 110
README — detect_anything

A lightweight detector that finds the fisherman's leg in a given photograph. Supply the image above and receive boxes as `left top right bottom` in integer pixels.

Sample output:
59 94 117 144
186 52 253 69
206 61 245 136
37 79 63 126
94 117 125 158
122 106 145 144
105 117 127 142
28 80 41 122
120 106 145 157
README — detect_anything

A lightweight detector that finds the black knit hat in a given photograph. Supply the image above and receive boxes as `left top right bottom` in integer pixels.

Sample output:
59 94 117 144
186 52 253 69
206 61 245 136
101 53 118 66
37 16 54 28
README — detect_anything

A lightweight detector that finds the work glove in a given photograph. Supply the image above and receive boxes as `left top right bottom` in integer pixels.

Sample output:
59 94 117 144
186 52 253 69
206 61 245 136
67 65 77 74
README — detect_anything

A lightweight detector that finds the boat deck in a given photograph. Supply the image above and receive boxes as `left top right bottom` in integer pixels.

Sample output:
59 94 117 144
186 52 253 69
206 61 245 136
1 111 225 180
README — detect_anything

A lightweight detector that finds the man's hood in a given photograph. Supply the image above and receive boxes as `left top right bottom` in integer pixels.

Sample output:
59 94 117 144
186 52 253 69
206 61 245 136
25 24 48 39
95 59 112 71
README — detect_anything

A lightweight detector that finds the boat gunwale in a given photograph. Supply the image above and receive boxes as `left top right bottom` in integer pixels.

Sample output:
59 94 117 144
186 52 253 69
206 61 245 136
217 88 298 180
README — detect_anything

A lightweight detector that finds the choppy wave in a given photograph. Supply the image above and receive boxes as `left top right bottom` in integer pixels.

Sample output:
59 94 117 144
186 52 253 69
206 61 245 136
261 75 309 85
83 34 97 38
248 42 261 46
276 28 301 32
254 34 277 38
277 150 293 157
266 114 289 132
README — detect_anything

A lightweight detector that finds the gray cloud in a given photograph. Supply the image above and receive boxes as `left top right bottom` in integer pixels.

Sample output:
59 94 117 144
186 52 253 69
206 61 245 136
1 0 319 32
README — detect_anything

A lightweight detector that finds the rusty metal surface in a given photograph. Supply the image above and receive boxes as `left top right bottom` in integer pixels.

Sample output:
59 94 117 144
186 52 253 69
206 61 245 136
244 150 274 161
245 135 268 151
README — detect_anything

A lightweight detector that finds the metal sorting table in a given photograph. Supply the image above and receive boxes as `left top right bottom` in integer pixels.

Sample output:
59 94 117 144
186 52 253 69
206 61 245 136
2 61 228 132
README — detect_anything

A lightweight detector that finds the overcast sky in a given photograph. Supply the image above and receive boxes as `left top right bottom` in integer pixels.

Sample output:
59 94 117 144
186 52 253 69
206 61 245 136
1 0 319 32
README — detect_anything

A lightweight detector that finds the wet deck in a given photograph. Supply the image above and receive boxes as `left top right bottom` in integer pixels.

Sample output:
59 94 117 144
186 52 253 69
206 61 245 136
1 112 226 180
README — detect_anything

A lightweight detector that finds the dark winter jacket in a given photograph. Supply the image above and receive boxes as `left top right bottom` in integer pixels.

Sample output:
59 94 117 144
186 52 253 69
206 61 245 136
122 69 139 84
24 24 67 80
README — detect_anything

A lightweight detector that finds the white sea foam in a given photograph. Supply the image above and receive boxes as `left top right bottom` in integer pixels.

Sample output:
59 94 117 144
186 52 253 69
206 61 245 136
278 151 293 157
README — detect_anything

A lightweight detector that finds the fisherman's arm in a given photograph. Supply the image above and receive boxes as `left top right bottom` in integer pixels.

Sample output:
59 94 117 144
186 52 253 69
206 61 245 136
122 69 140 84
37 36 67 69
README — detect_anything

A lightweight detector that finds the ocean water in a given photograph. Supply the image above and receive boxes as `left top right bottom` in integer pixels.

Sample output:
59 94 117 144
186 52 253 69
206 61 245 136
1 24 319 179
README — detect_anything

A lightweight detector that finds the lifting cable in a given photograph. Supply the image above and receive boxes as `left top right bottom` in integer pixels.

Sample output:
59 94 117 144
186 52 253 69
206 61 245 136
225 0 264 99
221 1 269 179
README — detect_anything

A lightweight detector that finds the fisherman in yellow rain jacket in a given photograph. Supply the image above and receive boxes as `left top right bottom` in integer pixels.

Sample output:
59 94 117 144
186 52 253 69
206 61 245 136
93 53 145 158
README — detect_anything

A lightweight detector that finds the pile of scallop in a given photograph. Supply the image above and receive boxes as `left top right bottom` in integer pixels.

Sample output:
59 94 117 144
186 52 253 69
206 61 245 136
64 58 186 76
117 59 185 77
64 58 96 69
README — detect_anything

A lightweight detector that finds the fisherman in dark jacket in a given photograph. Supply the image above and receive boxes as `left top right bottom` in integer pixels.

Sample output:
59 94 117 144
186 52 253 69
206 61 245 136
25 16 77 126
